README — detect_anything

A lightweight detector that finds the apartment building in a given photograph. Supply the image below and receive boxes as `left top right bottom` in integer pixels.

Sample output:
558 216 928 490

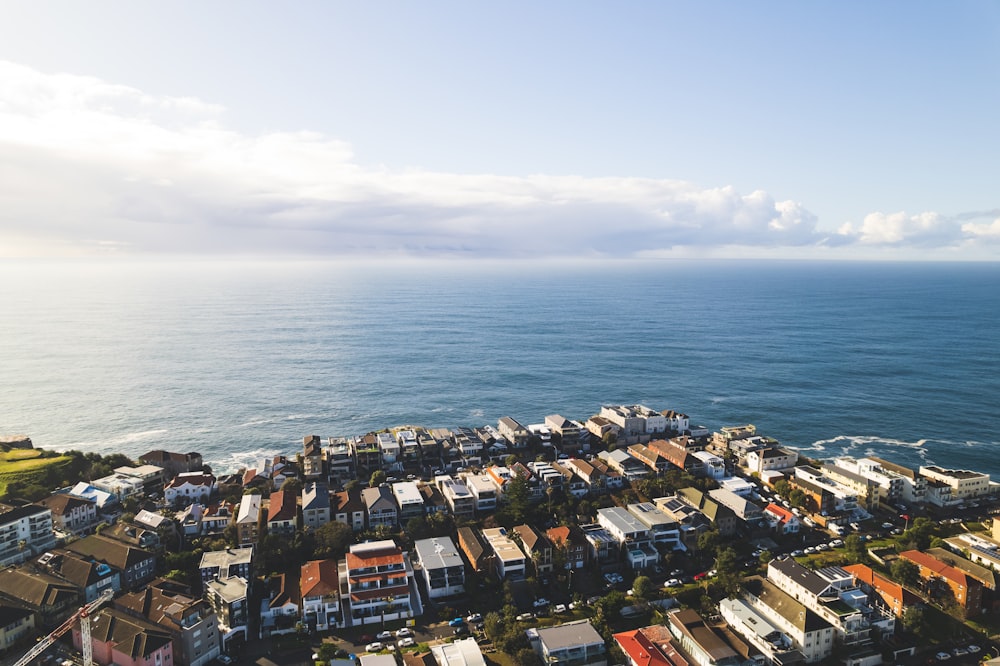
665 609 741 666
545 415 586 454
596 507 657 569
0 505 56 566
742 577 835 663
627 503 682 551
707 488 763 524
547 525 590 570
900 550 983 617
497 416 530 449
391 481 425 522
36 493 98 536
301 482 331 531
204 576 249 650
598 449 649 482
919 466 992 504
745 447 799 476
341 540 420 626
300 559 341 631
437 477 476 519
867 456 926 505
461 474 499 514
199 547 254 585
527 620 608 666
482 527 527 580
115 579 220 666
513 524 554 576
413 536 466 599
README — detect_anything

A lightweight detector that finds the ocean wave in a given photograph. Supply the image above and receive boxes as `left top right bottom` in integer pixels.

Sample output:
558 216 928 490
210 447 285 474
62 428 169 450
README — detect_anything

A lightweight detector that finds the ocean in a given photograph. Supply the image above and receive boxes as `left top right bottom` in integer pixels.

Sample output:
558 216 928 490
2 259 999 476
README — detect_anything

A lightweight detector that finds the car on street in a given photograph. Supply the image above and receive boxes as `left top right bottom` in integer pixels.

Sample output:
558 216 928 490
218 656 233 665
376 631 393 641
664 578 682 588
366 643 385 653
953 648 969 657
554 604 567 613
448 617 466 627
396 628 413 638
693 572 708 581
604 573 617 584
466 613 483 624
516 613 535 621
936 652 951 661
968 645 981 654
398 638 416 648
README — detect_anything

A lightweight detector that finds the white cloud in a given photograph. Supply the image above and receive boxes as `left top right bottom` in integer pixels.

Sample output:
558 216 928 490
0 60 994 259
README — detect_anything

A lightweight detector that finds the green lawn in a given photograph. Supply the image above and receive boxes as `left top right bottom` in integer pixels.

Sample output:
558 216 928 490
0 451 72 497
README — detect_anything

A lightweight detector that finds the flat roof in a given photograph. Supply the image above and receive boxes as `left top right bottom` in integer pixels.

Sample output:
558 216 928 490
413 537 464 571
534 620 605 651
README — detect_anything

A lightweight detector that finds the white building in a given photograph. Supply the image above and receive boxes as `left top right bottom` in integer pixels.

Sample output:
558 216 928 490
342 540 421 626
462 474 499 513
596 507 658 569
527 620 608 666
482 527 527 580
919 466 992 504
301 559 341 631
431 638 487 666
0 505 55 566
413 536 466 599
164 472 215 507
692 451 726 480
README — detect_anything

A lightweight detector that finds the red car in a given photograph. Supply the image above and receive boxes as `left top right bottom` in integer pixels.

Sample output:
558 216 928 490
693 572 708 581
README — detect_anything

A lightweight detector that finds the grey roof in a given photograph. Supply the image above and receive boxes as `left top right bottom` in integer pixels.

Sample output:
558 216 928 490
769 558 833 597
534 620 605 651
754 579 833 634
206 576 248 603
302 482 330 511
199 546 254 571
413 537 464 571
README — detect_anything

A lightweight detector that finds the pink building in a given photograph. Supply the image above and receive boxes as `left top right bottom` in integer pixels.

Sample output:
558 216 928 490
73 608 173 666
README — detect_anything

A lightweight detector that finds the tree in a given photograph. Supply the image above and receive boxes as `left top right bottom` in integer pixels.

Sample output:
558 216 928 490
787 489 807 509
697 530 720 559
280 477 303 495
502 474 531 525
714 547 741 597
843 534 867 562
890 558 920 589
313 520 354 560
632 575 654 600
370 470 387 487
901 605 930 643
773 479 792 498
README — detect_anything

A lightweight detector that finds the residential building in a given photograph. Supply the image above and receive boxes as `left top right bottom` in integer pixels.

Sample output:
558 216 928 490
763 504 800 534
791 467 861 517
72 607 174 666
564 458 607 495
352 434 382 472
900 550 983 617
413 536 466 599
707 489 763 525
648 438 705 476
482 527 527 580
660 410 691 435
456 527 490 573
362 486 398 529
677 488 738 537
462 474 499 514
377 432 401 471
614 625 687 666
341 540 421 625
300 559 341 631
545 415 586 454
419 483 447 515
205 576 249 650
0 605 35 654
598 449 649 481
513 524 554 576
0 504 56 566
827 458 905 507
437 477 475 519
114 465 167 496
552 461 589 498
627 503 682 551
303 435 325 479
452 427 485 465
600 405 652 443
431 637 488 666
867 457 926 505
820 464 878 512
589 459 624 490
301 482 331 531
234 495 262 545
527 619 608 666
332 488 366 532
597 507 658 569
628 444 669 474
391 482 425 523
395 429 421 468
842 564 920 618
326 437 356 484
547 525 590 570
665 608 741 666
0 567 80 626
36 493 98 535
653 496 711 551
140 450 203 479
37 549 122 602
585 415 621 444
63 535 156 591
918 466 992 504
259 573 299 638
692 451 726 480
719 598 803 666
65 483 118 513
742 578 835 663
498 416 530 448
102 522 161 553
579 524 619 565
200 547 254 585
745 448 799 476
165 472 216 507
267 490 298 535
115 578 221 666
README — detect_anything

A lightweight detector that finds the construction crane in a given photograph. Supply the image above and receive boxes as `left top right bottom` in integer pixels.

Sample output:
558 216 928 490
12 587 115 666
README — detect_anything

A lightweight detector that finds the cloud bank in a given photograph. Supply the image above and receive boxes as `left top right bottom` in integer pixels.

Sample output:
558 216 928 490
1 61 996 259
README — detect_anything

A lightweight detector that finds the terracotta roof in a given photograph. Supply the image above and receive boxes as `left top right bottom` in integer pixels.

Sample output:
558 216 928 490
764 503 796 523
345 550 404 569
614 629 673 666
268 490 297 523
901 550 973 588
300 559 339 598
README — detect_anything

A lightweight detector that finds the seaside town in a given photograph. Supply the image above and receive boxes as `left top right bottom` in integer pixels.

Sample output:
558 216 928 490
2 405 1000 666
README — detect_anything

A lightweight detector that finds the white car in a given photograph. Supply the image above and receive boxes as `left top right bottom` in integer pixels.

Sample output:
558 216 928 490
554 604 567 613
218 657 233 665
366 643 385 653
395 627 413 638
936 652 951 661
397 638 416 648
603 573 617 584
466 613 483 624
376 631 393 641
664 578 682 588
968 645 981 654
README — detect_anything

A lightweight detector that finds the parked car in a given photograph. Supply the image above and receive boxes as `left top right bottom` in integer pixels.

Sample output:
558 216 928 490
366 643 385 653
603 573 617 584
395 627 413 638
953 647 969 657
398 638 416 648
936 652 951 661
554 604 567 613
968 645 981 654
664 578 682 588
376 631 393 641
466 613 483 624
516 612 535 621
448 617 466 627
693 572 708 581
218 656 233 665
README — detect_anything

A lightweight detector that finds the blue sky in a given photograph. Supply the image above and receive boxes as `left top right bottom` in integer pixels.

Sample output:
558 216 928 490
1 2 998 259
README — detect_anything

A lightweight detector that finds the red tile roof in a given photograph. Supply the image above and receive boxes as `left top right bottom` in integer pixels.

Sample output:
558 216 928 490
900 550 972 588
300 559 339 598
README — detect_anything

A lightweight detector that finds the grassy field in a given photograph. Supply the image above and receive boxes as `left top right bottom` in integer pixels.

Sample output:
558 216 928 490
0 449 73 497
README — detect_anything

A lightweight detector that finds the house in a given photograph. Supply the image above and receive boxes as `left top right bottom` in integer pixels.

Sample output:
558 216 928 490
0 604 36 654
627 503 682 552
545 415 586 454
234 494 262 545
564 458 607 495
628 444 669 474
691 451 726 480
462 474 499 514
362 486 399 529
614 625 688 666
65 483 118 514
589 459 624 490
63 535 156 591
259 573 299 638
431 637 488 666
648 439 704 476
665 608 741 666
102 523 161 554
205 576 250 650
89 470 147 500
513 524 554 576
140 450 203 479
342 540 421 625
0 504 56 566
377 432 401 471
596 507 658 569
707 489 763 525
164 472 216 507
579 524 619 565
391 481 426 523
413 536 466 599
437 477 475 519
585 415 621 444
598 449 649 482
653 496 711 551
72 607 174 666
300 559 341 631
527 619 608 666
395 429 422 468
745 448 799 476
267 490 298 535
200 547 254 585
419 483 447 516
115 578 220 666
497 416 530 448
0 567 80 626
900 550 984 617
113 465 167 496
332 488 366 532
303 435 325 479
37 549 122 602
36 493 98 535
719 597 803 666
456 527 490 573
762 504 800 534
301 482 331 531
843 564 920 617
547 525 590 570
352 434 383 472
325 437 356 484
741 577 834 663
677 488 738 537
482 527 527 580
